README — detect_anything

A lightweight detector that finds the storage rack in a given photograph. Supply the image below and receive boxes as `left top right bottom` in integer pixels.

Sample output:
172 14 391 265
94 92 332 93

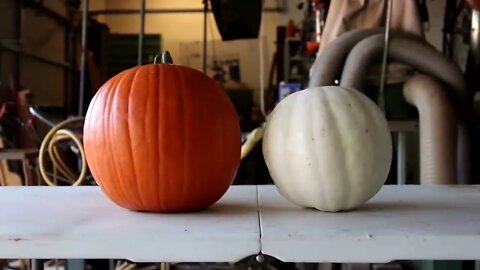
0 0 74 113
1 0 286 117
79 0 287 116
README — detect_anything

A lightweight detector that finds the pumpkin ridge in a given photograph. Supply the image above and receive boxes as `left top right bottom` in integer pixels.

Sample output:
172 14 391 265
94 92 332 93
348 88 389 205
153 65 161 210
166 65 185 208
158 65 167 211
103 75 135 208
85 82 113 195
286 91 306 205
311 89 331 210
345 88 372 208
98 76 125 201
322 88 349 211
109 71 141 209
128 67 150 209
334 88 355 208
308 89 327 209
175 65 188 209
271 94 292 203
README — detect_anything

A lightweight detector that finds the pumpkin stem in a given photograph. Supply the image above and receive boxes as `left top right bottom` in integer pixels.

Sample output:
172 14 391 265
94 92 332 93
154 51 173 64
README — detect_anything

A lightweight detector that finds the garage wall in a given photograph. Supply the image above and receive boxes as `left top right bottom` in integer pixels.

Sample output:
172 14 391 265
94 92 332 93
0 0 68 106
90 0 107 23
92 0 280 105
21 0 67 106
100 0 279 66
0 0 19 101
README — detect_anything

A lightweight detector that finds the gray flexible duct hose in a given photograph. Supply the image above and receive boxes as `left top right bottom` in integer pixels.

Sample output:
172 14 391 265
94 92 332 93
339 34 470 184
308 28 384 87
340 34 466 97
309 29 424 88
403 75 457 184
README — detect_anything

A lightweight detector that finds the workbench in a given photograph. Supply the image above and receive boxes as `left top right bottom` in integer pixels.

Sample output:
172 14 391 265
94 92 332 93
0 185 479 263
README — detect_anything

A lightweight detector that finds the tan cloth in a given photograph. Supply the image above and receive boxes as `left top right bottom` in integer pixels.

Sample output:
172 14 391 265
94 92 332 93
319 0 424 54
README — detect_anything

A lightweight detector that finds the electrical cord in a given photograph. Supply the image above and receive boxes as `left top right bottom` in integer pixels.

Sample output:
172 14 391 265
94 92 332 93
259 0 266 118
38 117 87 186
240 0 268 160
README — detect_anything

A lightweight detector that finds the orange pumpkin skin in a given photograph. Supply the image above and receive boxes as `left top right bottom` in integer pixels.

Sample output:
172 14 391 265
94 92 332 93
83 62 241 213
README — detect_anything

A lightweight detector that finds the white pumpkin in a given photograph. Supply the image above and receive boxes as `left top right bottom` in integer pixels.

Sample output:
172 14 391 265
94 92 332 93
262 86 392 212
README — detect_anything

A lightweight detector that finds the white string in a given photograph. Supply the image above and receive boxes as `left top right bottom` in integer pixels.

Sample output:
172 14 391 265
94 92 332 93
208 9 217 61
259 0 266 118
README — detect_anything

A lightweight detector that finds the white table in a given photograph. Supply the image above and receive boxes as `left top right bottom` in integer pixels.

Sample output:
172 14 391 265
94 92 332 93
1 184 480 263
0 186 260 262
259 185 480 263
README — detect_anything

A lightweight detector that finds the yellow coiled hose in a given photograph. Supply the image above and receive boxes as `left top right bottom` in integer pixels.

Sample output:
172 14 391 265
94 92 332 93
38 117 87 186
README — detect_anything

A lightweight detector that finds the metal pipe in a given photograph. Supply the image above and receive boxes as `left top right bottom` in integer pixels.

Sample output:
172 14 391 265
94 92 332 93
31 259 43 270
138 0 146 66
89 7 285 16
78 0 89 116
202 0 208 73
470 10 480 66
28 106 57 128
0 43 71 69
14 0 21 86
378 0 393 111
397 132 407 185
23 0 70 25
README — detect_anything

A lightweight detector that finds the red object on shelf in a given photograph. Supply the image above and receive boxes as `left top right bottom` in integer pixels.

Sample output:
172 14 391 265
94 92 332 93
306 41 320 55
287 19 297 38
467 0 480 10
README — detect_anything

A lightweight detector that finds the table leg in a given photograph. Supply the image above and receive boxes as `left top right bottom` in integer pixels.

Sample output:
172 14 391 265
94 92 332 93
66 259 85 270
160 262 170 270
31 259 43 270
0 162 7 186
22 158 30 186
397 132 407 185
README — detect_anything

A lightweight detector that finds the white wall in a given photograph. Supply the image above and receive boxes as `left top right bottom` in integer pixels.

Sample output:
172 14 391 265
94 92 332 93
92 0 282 105
90 0 107 22
99 0 279 66
279 0 305 26
21 0 68 105
423 0 449 52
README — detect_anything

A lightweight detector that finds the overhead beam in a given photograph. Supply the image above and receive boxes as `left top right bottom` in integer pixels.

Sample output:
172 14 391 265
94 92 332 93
89 7 286 16
0 43 71 69
22 0 70 25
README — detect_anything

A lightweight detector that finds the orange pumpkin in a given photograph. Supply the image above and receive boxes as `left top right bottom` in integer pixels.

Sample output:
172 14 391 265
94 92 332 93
83 51 241 213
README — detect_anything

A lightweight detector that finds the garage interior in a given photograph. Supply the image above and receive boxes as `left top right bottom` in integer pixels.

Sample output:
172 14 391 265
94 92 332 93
1 0 480 270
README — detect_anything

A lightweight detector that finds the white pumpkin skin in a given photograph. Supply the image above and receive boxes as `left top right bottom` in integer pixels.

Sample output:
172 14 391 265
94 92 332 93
262 86 392 212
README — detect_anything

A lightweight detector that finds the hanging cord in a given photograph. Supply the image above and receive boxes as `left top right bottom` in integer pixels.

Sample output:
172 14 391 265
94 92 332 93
239 1 268 160
378 0 393 112
259 0 267 118
38 117 88 186
208 10 218 62
240 0 267 160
